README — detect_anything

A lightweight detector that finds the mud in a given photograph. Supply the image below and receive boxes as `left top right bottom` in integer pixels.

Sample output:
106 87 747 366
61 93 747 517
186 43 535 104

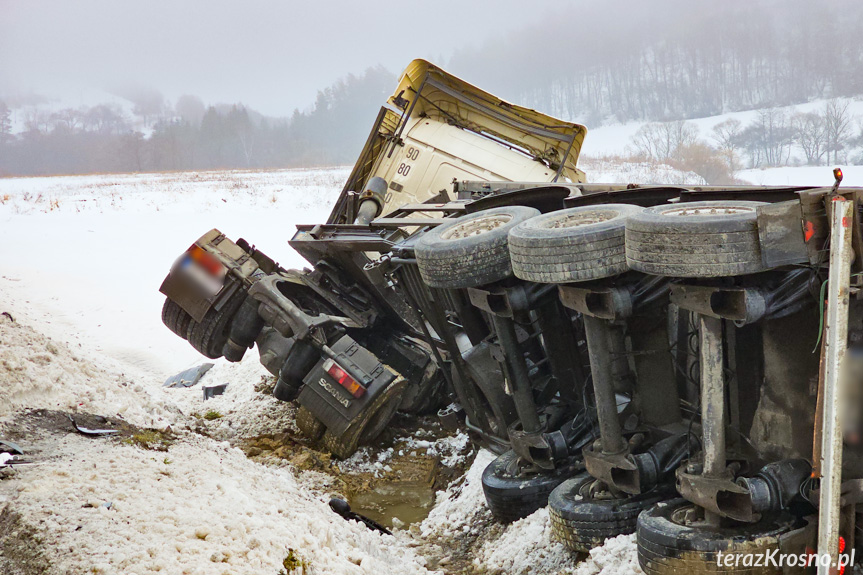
241 413 469 529
0 506 53 575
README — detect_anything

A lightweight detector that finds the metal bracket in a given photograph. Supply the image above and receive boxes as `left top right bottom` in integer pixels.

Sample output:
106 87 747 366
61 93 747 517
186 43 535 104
558 285 633 320
670 284 767 324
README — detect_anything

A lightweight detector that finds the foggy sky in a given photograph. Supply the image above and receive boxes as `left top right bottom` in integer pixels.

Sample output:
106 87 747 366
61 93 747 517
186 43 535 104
0 0 556 116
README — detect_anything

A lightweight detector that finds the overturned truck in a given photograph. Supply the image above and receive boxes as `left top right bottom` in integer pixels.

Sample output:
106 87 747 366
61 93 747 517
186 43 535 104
160 60 863 573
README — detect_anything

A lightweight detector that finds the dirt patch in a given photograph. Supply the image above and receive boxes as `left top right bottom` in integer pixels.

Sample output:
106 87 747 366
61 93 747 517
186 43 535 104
0 505 52 575
0 408 175 452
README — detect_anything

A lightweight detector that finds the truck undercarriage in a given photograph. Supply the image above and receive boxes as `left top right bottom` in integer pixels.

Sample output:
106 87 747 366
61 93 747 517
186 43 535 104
159 60 863 573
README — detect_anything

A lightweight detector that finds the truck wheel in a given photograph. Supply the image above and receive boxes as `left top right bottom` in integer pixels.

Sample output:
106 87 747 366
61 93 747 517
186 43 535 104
295 406 325 441
637 499 797 575
549 472 675 553
481 450 584 523
161 298 192 340
625 200 767 278
321 377 407 459
185 289 247 359
508 204 643 283
415 206 540 289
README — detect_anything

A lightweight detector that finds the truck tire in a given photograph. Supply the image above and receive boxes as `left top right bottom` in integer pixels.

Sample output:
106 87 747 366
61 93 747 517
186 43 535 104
296 406 325 441
637 499 797 575
549 472 675 553
625 200 767 278
481 450 584 523
161 298 192 340
321 377 407 459
508 204 644 283
185 289 247 359
415 206 540 289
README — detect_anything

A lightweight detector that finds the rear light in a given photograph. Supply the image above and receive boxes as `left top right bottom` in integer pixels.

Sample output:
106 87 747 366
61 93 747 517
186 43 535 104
323 359 366 398
186 244 225 277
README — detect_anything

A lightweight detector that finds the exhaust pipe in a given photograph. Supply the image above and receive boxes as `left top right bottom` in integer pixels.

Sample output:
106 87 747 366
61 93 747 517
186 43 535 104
353 177 387 226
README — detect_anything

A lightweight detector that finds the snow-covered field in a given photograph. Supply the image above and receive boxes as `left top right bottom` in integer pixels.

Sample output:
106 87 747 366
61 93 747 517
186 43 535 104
0 168 638 575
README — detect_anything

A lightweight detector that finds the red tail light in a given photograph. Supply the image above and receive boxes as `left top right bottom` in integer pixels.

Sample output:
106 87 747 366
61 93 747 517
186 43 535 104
324 359 366 398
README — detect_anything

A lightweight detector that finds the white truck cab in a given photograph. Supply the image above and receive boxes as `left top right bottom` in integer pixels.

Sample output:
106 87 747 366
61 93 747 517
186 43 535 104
327 59 588 224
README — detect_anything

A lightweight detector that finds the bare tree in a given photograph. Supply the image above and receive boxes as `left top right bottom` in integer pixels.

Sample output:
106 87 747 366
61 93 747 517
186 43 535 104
823 99 854 164
84 105 127 135
711 118 743 172
741 108 794 168
630 120 699 162
793 111 827 165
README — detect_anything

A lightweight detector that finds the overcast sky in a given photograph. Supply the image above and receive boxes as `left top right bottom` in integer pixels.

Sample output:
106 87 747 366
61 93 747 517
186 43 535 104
0 0 557 115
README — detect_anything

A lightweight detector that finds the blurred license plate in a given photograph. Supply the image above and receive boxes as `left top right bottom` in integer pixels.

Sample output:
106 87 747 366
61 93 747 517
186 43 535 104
177 250 226 297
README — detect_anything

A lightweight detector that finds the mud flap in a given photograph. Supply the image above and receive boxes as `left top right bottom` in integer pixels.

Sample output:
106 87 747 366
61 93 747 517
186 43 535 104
160 228 265 322
297 335 397 436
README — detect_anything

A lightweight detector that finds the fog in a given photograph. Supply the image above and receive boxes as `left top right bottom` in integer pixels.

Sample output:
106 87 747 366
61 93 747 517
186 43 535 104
0 0 553 114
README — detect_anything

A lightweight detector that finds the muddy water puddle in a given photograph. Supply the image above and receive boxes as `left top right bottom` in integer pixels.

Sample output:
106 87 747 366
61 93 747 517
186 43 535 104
242 417 468 528
347 455 439 528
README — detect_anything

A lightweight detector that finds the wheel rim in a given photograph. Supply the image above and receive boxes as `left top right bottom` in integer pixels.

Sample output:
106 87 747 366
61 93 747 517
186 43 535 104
441 213 513 240
542 210 615 229
659 205 755 218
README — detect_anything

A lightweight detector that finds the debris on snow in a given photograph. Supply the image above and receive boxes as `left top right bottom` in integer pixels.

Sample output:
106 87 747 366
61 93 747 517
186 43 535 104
163 363 214 388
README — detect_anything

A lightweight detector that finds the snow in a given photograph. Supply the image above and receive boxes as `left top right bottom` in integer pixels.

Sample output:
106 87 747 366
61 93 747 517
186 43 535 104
8 433 432 575
475 508 580 574
582 97 863 159
573 535 643 575
738 165 863 187
580 158 706 186
420 448 496 538
0 168 346 377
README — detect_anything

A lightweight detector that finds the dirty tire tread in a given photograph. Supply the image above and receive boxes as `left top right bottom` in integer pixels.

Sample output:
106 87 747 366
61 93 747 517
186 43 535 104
320 377 407 460
185 289 247 359
509 243 626 265
296 406 325 441
415 206 540 289
482 450 585 523
636 498 797 575
508 204 642 283
161 298 193 340
625 200 766 278
548 473 674 553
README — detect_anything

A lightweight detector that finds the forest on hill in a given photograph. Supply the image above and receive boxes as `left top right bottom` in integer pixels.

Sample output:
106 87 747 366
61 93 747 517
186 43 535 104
2 0 863 178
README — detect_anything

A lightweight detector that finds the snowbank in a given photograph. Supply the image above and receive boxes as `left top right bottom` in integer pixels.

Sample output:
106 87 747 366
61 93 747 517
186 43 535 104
579 158 706 185
420 449 495 538
8 433 433 575
0 314 171 428
475 508 580 574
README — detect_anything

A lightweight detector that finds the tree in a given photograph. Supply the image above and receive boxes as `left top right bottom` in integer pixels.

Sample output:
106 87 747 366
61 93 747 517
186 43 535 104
711 118 743 172
741 109 794 168
673 142 737 185
630 121 699 163
823 99 854 164
793 111 827 165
